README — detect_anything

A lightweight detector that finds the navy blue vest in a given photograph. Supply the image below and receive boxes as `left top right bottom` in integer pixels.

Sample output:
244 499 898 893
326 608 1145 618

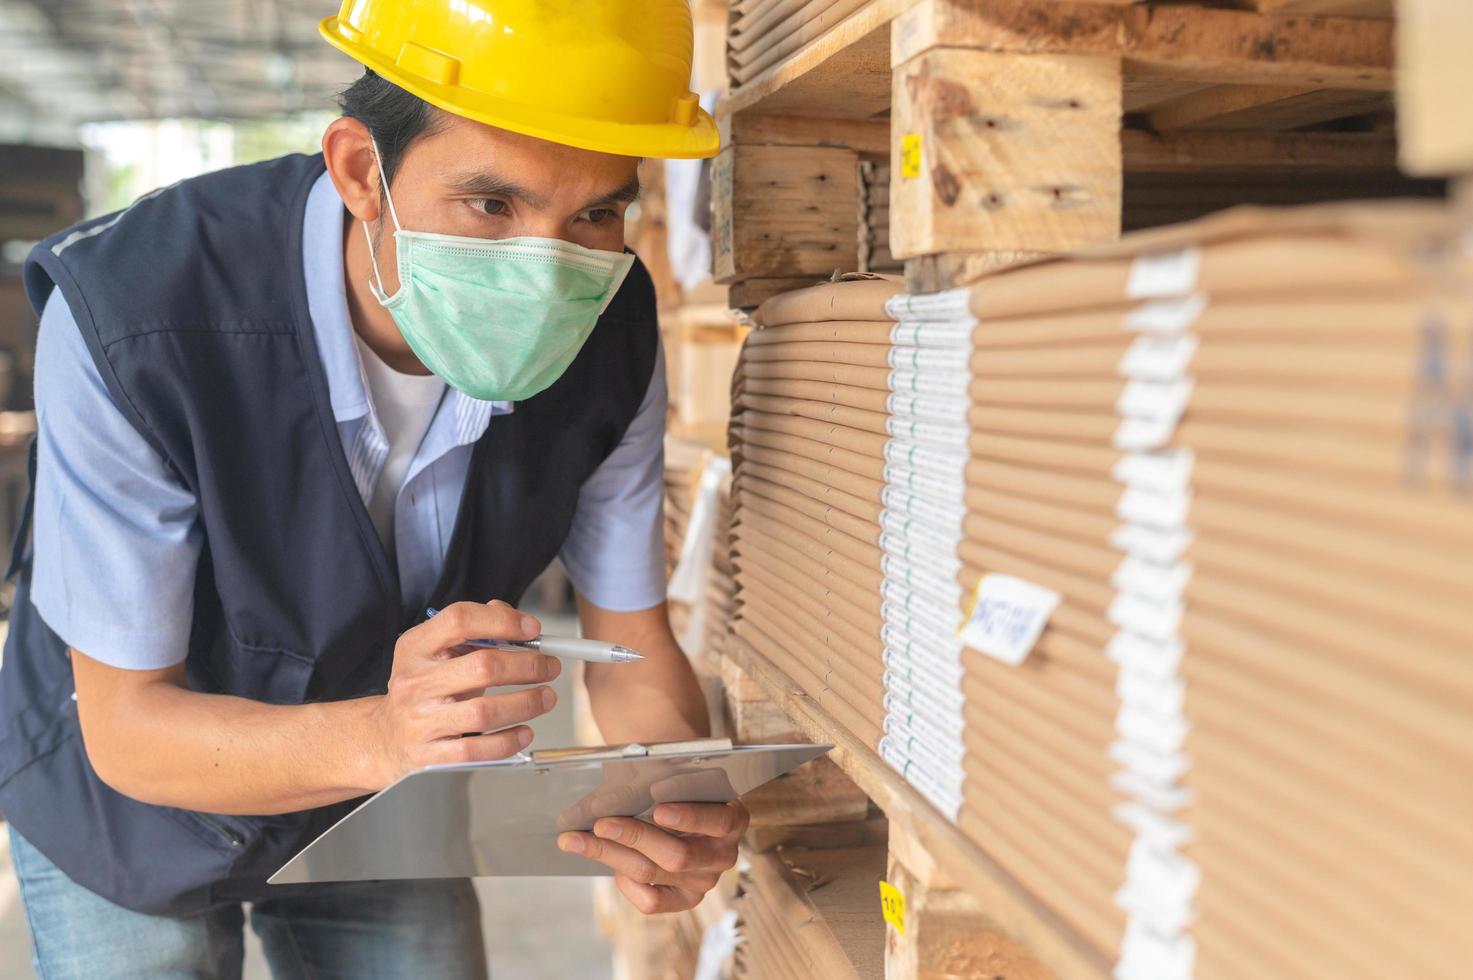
0 154 659 915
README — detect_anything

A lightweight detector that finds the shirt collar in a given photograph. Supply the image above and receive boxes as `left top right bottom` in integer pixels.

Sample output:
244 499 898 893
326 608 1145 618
301 170 511 437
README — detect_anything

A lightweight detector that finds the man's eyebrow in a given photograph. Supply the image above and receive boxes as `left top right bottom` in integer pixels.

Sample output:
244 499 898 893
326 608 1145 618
444 172 641 213
445 171 549 209
580 176 642 212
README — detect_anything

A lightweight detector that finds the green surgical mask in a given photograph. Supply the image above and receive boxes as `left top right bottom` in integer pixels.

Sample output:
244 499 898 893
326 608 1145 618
363 142 634 402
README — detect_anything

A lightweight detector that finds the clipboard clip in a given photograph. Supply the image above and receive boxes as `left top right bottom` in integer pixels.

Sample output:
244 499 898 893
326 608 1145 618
529 736 734 765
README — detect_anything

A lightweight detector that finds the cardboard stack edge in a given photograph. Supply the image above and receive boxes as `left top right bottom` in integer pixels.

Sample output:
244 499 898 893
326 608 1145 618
726 201 1473 980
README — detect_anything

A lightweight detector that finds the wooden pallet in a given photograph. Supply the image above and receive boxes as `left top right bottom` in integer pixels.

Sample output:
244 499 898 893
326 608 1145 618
1397 0 1473 201
713 0 1436 300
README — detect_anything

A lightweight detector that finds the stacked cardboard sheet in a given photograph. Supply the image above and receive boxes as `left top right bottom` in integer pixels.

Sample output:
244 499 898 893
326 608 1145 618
704 470 738 663
729 277 904 752
858 160 900 276
726 0 873 86
734 846 886 980
944 202 1473 979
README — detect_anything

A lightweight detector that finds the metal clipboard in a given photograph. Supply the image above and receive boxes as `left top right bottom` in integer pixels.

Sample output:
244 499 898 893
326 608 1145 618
269 738 829 884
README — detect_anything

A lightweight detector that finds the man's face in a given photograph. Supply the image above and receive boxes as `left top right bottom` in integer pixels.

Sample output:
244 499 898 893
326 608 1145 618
379 111 640 255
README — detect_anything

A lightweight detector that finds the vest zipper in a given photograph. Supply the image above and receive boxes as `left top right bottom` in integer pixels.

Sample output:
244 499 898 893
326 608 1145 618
194 814 244 848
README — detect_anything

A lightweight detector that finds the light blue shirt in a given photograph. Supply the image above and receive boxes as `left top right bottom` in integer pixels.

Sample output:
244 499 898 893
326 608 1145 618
30 171 668 671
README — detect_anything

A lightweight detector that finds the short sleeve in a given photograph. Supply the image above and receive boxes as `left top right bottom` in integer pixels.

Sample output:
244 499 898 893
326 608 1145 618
30 289 202 669
558 338 668 612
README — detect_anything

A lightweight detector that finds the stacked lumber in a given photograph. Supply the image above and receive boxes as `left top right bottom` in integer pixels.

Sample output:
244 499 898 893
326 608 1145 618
726 0 873 87
665 437 712 582
596 870 741 980
858 160 900 276
729 276 905 752
734 846 886 980
704 472 738 662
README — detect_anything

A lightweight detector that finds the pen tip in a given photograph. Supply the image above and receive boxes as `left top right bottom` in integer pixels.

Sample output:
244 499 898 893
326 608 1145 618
611 647 644 663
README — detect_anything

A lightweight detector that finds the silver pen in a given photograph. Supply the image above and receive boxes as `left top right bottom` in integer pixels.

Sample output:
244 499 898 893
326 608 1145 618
425 608 644 664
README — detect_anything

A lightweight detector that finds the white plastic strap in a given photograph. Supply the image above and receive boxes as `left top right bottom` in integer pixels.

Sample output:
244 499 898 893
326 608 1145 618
1112 556 1192 606
1125 293 1208 336
887 391 971 424
1126 248 1201 300
1113 450 1195 495
885 287 973 322
888 368 971 397
888 345 965 374
1118 335 1198 382
1110 524 1193 565
1107 592 1184 645
891 319 976 350
886 415 971 449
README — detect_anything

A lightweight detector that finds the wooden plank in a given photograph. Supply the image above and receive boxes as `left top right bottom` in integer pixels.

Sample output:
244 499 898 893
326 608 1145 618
1122 130 1399 173
744 755 872 829
890 48 1122 259
723 113 892 156
892 0 1394 90
720 0 919 119
727 636 1112 980
1237 0 1394 17
742 846 888 980
1146 85 1393 131
728 275 836 309
1398 0 1473 175
903 249 1042 292
886 838 1057 980
712 143 861 282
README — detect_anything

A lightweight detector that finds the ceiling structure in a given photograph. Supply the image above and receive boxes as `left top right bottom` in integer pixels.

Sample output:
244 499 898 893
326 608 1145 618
0 0 361 132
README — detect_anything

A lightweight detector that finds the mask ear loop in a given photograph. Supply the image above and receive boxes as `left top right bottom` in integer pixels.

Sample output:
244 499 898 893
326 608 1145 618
363 137 405 302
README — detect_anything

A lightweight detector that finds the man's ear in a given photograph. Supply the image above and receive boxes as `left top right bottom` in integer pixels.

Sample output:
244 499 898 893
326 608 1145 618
322 117 381 223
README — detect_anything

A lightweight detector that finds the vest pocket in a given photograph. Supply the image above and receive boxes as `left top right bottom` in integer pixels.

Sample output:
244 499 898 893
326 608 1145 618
227 639 315 705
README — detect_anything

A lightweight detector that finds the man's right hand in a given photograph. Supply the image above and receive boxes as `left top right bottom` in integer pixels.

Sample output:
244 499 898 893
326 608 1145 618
365 600 561 786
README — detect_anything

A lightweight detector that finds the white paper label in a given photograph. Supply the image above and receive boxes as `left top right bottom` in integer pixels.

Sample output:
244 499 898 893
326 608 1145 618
958 574 1060 665
1126 248 1201 299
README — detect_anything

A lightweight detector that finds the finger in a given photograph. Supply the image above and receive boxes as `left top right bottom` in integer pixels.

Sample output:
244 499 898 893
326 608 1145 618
614 876 707 916
419 601 542 655
556 832 704 886
426 726 533 766
424 648 561 698
651 800 749 840
429 686 557 738
591 817 736 874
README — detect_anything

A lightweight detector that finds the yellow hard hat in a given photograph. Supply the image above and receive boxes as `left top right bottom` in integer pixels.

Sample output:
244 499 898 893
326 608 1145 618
320 0 720 160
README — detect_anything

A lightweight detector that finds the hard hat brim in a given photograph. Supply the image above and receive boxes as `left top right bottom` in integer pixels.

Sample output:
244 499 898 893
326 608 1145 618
322 18 721 161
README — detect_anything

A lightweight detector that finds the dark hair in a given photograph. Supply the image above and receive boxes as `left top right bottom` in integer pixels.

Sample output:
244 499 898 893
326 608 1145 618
338 69 446 188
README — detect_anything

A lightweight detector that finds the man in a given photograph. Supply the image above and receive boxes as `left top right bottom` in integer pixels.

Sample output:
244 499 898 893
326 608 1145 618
0 2 740 976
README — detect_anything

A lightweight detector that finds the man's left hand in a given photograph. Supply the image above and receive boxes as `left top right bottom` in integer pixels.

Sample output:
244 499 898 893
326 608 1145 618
557 800 749 914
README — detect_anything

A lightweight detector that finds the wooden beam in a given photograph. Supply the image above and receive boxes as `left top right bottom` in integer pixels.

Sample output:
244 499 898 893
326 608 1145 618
1122 129 1399 172
719 0 918 119
722 113 892 156
890 48 1123 259
711 143 861 283
727 636 1112 980
886 838 1056 980
1238 0 1393 17
903 250 1041 292
1398 0 1473 176
1145 84 1392 131
892 0 1393 90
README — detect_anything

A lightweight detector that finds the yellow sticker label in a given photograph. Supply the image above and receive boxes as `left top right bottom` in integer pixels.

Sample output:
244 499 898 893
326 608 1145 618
879 880 907 934
900 134 922 180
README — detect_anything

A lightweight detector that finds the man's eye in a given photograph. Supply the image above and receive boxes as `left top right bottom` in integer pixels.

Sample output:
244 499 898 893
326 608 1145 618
476 199 508 216
586 208 617 224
